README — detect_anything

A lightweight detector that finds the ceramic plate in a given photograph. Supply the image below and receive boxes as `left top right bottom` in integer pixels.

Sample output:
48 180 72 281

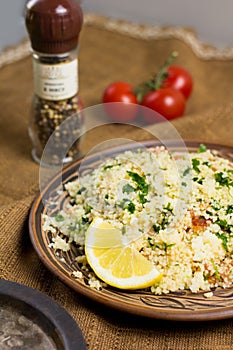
29 140 233 321
0 279 87 349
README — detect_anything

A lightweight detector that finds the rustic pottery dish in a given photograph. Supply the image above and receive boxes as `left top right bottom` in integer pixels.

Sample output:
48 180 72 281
29 140 233 321
0 279 87 349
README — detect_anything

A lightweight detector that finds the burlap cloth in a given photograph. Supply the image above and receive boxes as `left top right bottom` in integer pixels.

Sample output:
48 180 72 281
1 14 233 349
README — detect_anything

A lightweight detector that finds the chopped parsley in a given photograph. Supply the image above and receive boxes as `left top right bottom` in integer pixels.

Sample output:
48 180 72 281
103 163 121 170
126 202 135 214
76 217 90 232
160 217 169 230
127 171 149 195
54 214 64 222
155 242 176 252
77 187 86 195
138 192 147 204
147 237 154 246
119 198 135 214
214 172 233 187
193 177 203 185
103 165 114 170
147 238 175 252
226 205 233 214
81 217 89 224
203 161 210 167
122 184 135 194
183 167 191 176
214 218 233 234
211 200 221 211
85 206 93 214
164 202 173 213
153 224 160 233
192 158 200 173
127 170 149 205
152 204 174 232
197 144 207 153
216 233 229 252
211 261 221 280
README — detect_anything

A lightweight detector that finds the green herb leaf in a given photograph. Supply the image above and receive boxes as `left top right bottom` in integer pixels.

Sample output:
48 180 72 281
138 192 147 204
54 214 64 222
103 163 121 171
147 237 154 247
155 242 176 252
119 198 135 214
226 205 233 214
103 165 114 170
77 187 86 195
164 202 173 213
211 261 221 280
203 161 210 167
183 167 191 176
215 219 228 229
127 171 149 195
197 144 207 153
216 233 229 252
122 184 135 194
219 219 228 228
211 201 221 211
193 177 203 185
192 158 200 173
127 201 136 214
214 172 233 187
153 224 161 233
82 217 89 224
214 218 233 234
85 206 93 214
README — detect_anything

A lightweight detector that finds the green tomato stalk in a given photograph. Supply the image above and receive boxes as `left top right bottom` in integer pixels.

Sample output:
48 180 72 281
134 51 178 103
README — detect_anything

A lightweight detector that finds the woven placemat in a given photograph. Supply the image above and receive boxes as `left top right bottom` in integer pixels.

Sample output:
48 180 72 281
0 15 233 350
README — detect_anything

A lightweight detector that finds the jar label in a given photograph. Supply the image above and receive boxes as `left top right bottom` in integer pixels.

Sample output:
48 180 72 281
33 59 78 100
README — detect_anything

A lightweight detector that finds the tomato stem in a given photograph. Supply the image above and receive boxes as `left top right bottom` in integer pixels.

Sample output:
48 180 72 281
134 51 178 103
153 51 178 89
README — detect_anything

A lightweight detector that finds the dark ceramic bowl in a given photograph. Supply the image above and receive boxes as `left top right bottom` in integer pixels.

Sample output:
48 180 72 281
0 279 87 350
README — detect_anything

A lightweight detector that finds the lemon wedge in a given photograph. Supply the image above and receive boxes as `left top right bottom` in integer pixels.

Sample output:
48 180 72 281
85 217 162 289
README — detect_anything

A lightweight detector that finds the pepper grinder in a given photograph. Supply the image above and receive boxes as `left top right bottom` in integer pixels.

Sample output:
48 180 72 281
25 0 83 165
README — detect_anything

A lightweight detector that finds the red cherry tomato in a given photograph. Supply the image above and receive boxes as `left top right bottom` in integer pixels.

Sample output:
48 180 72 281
162 65 193 99
102 82 138 122
141 87 186 122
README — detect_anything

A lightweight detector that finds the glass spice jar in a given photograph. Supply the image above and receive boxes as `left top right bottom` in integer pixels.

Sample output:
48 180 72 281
25 0 83 165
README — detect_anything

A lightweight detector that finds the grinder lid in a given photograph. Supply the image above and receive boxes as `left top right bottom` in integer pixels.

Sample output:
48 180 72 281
25 0 83 54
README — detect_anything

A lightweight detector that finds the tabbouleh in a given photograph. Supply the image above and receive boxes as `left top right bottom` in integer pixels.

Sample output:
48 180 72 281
43 145 233 294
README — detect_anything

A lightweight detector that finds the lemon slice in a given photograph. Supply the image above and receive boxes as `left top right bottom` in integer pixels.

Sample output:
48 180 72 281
85 217 162 289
